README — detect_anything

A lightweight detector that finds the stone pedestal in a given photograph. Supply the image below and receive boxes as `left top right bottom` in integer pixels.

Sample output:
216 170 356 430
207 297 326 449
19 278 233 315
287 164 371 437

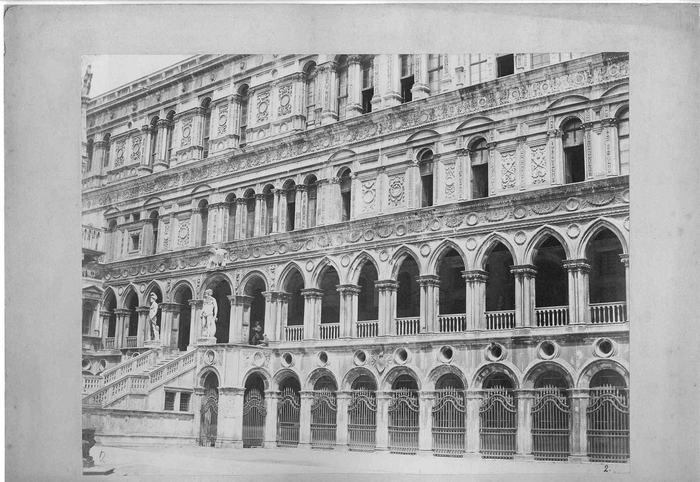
197 337 217 346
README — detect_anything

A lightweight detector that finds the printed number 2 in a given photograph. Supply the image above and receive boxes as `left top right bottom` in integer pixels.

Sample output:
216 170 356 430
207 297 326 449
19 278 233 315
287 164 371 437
604 465 610 473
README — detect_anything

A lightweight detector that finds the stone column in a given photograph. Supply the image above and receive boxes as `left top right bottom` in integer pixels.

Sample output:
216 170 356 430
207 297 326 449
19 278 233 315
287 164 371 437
188 299 203 349
515 389 534 460
229 295 253 344
563 259 591 324
153 118 170 170
100 311 111 346
263 291 288 342
159 303 180 350
370 56 382 111
230 93 243 149
264 390 279 448
601 117 620 177
337 284 361 338
270 189 282 234
568 388 590 462
375 280 398 336
465 390 482 457
411 54 430 100
463 270 488 330
253 194 264 237
91 140 107 176
140 125 153 168
417 275 440 333
298 391 313 449
294 184 307 229
192 387 205 444
418 391 434 455
383 54 402 107
135 306 150 347
582 121 595 180
301 288 323 340
375 391 391 452
113 309 130 349
511 265 537 327
235 198 247 239
345 55 363 119
620 254 630 321
319 62 339 125
547 128 562 185
336 391 350 451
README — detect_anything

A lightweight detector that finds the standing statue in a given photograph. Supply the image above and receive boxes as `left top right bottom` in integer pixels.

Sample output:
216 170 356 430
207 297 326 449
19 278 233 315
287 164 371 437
250 321 263 345
147 293 160 342
201 289 218 338
82 64 93 97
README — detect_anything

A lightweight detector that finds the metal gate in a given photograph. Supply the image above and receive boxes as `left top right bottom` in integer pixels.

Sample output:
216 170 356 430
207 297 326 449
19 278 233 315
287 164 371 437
242 389 266 448
388 388 420 455
310 388 338 450
532 386 570 461
348 389 377 452
587 386 629 463
432 388 466 457
199 388 218 447
277 387 300 447
479 388 517 459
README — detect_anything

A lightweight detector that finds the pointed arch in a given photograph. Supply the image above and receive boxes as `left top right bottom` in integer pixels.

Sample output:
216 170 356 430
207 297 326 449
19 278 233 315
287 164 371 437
171 279 196 303
524 225 572 265
471 361 522 390
576 358 629 389
341 367 378 391
310 256 343 288
143 280 165 305
305 367 339 391
380 365 423 391
522 359 576 389
476 232 519 270
577 218 629 258
428 239 468 275
102 286 118 307
348 251 380 285
197 366 222 388
201 272 235 298
120 284 139 309
278 261 307 292
424 364 469 391
388 245 423 279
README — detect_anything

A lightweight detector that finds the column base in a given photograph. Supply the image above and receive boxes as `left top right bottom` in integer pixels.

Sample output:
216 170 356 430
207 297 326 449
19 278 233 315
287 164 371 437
297 442 312 450
335 444 349 452
514 454 534 462
568 454 589 463
417 449 434 457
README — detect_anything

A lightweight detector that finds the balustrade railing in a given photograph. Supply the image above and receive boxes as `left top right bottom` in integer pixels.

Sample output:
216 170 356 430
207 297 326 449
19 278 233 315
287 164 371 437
536 306 570 327
438 314 467 333
102 350 155 384
285 325 304 341
125 336 138 347
590 302 627 324
356 320 378 338
485 311 515 330
396 317 420 336
319 323 340 340
104 337 115 349
83 375 102 394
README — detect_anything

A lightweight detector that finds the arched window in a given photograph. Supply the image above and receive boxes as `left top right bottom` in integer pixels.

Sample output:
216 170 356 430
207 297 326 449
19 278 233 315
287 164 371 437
336 56 349 120
562 118 585 184
197 200 209 247
225 193 236 241
306 175 318 229
339 168 352 221
103 134 111 168
245 191 256 238
470 138 489 199
201 98 212 158
263 185 275 234
149 117 159 165
82 302 94 335
282 180 296 232
165 110 175 162
238 85 249 146
149 210 159 254
400 55 414 103
305 63 318 127
428 54 443 94
617 108 629 175
418 150 434 207
86 139 94 172
438 249 466 316
361 57 374 114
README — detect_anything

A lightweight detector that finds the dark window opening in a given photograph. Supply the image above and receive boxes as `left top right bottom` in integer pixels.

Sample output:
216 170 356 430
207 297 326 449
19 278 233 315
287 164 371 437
564 145 585 183
179 393 191 411
401 77 414 103
164 392 176 411
362 89 373 114
497 54 515 77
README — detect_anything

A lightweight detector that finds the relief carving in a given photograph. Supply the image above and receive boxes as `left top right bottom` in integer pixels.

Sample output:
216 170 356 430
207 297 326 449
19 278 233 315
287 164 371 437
115 139 126 167
361 180 376 213
387 174 405 207
256 91 270 123
217 105 228 135
130 135 142 162
444 163 456 199
500 152 517 190
530 146 547 184
277 84 292 116
181 117 193 147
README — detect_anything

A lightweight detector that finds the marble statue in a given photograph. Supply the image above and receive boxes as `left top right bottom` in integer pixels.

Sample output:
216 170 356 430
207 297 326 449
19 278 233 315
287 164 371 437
201 289 218 338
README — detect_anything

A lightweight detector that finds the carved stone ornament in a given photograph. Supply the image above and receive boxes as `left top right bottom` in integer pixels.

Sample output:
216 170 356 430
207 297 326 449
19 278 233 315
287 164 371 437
130 136 142 162
256 91 270 123
181 117 193 147
371 352 394 374
388 174 405 207
530 146 547 184
500 152 517 190
444 163 456 199
217 105 228 135
206 246 228 270
362 180 376 213
277 84 293 116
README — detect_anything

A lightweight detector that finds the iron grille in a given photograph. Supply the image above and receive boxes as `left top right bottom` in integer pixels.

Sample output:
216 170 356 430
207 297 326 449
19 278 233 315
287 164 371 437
199 391 218 447
179 393 191 412
587 386 629 463
348 389 377 452
164 391 175 411
432 388 466 457
310 388 338 450
532 386 570 461
388 388 420 455
479 388 517 459
242 389 266 448
276 387 300 448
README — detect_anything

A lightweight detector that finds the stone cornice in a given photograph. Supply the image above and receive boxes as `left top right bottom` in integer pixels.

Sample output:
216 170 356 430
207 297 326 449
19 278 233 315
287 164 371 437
83 54 629 207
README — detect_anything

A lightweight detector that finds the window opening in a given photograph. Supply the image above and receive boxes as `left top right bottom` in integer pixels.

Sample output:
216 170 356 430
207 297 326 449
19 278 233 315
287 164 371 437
497 54 515 77
400 55 414 103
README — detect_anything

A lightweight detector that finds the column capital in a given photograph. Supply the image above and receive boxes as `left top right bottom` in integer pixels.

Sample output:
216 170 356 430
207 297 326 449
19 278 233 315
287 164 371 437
229 294 254 306
465 389 483 400
336 284 361 295
301 288 324 300
295 184 308 193
375 391 392 401
419 392 436 402
99 310 112 319
156 118 170 129
581 121 596 130
235 197 248 205
135 306 151 314
462 269 489 282
563 259 591 273
300 390 315 399
141 125 153 134
547 129 562 138
194 387 206 396
619 253 629 267
159 302 181 313
113 308 132 316
189 299 204 309
510 264 538 277
264 390 279 398
219 387 245 396
417 274 440 287
347 54 363 65
375 280 399 291
255 193 266 201
601 117 618 127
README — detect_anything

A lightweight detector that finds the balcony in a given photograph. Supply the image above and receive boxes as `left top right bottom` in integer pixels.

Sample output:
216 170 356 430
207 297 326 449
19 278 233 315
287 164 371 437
438 314 467 333
591 302 627 324
356 320 379 338
82 225 104 254
485 311 516 330
319 323 340 340
535 307 570 327
285 326 303 342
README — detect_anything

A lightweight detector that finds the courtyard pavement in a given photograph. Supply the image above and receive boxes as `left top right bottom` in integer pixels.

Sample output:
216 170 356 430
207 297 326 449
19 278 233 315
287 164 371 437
89 443 631 479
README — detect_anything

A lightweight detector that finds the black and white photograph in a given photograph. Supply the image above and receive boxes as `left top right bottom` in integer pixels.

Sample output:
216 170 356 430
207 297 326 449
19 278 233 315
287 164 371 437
5 4 699 481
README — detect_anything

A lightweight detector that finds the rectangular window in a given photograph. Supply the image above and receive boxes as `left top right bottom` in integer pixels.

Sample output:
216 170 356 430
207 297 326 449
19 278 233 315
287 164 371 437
469 54 488 85
179 393 191 412
164 391 176 411
427 54 443 94
531 53 551 69
130 233 140 252
362 88 373 114
497 54 514 77
400 55 414 103
337 63 348 121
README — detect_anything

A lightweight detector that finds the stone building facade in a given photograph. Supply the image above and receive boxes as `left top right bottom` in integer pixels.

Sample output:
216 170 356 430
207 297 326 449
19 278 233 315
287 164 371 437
82 52 630 463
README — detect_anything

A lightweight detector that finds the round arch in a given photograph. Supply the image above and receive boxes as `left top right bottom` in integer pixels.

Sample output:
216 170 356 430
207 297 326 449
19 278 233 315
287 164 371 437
388 245 423 280
424 364 469 391
305 367 339 391
556 113 585 130
471 361 522 390
201 272 234 299
524 225 573 265
347 251 381 285
576 358 629 389
522 360 576 389
341 367 378 391
475 232 520 270
380 365 423 391
428 239 469 275
239 270 269 296
242 367 272 391
576 218 629 259
272 368 302 391
612 102 629 119
198 366 222 388
171 280 196 303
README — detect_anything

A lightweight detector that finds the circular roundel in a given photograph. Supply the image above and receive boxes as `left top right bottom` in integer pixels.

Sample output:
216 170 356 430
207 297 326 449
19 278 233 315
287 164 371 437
438 345 455 363
394 347 410 365
82 358 92 370
204 349 217 365
537 340 560 360
253 352 266 368
281 352 294 367
353 350 368 366
485 342 507 362
316 351 329 367
593 338 617 358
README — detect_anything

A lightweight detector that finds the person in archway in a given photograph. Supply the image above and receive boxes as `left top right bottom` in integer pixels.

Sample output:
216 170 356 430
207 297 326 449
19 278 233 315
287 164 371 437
148 293 160 342
201 289 218 338
250 321 263 345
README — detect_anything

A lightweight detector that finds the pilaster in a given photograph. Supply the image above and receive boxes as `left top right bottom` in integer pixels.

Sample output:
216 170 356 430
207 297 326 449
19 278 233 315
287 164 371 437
188 299 203 349
515 389 535 460
335 391 351 450
418 391 434 455
465 390 482 455
264 390 279 448
298 391 314 449
375 391 391 452
569 388 590 462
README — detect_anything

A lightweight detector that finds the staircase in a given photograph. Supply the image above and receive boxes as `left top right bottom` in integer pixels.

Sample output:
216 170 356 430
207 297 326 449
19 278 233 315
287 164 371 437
82 350 197 409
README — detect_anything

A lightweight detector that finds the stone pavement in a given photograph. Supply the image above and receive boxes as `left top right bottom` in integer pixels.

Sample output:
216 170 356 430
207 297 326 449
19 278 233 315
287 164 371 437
90 443 631 478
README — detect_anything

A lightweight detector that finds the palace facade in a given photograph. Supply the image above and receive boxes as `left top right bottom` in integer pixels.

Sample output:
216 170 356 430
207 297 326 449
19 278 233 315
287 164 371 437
81 52 630 463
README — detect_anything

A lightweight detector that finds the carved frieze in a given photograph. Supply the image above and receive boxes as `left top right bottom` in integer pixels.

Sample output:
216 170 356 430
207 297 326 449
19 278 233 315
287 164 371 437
500 152 517 190
530 146 547 184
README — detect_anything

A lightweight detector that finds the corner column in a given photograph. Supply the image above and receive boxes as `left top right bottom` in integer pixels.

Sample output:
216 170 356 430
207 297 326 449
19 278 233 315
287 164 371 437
417 275 440 333
375 280 398 336
511 265 537 327
335 391 350 451
99 311 111 346
301 288 323 340
514 389 534 461
298 391 313 449
264 390 279 448
375 391 391 452
337 284 360 338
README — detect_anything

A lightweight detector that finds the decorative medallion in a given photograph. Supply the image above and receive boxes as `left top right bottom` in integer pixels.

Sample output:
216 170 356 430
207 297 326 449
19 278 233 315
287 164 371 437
252 247 261 258
623 217 630 231
514 231 527 245
566 224 581 239
341 255 350 267
364 230 375 241
278 243 288 254
204 349 217 365
305 260 315 272
118 287 124 296
305 239 315 250
565 197 580 211
531 202 560 215
430 219 441 231
622 189 630 203
377 225 393 238
466 213 479 226
420 244 431 257
334 235 344 246
396 225 407 236
466 238 477 251
513 206 527 219
139 283 146 293
379 249 390 262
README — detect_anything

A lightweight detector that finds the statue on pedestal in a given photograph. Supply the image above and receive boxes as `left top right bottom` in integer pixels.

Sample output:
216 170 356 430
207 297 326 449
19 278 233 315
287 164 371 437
148 293 160 342
201 289 218 338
